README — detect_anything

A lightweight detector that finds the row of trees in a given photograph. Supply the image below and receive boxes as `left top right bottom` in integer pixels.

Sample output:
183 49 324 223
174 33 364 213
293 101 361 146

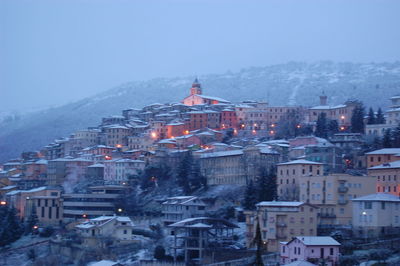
367 107 386 125
243 166 277 210
371 124 400 149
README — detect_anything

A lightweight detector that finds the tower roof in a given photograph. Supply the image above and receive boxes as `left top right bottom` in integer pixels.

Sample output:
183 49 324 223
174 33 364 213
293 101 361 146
192 78 201 88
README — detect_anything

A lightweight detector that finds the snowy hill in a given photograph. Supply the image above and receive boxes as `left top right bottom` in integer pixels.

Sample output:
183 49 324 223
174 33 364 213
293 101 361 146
1 61 400 162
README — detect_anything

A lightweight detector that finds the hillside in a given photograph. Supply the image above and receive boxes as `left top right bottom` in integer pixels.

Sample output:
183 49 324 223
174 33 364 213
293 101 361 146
1 61 400 163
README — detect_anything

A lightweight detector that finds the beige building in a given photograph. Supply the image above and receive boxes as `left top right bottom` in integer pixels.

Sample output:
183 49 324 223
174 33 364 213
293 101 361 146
365 148 400 168
277 159 324 201
102 124 131 148
245 201 318 252
368 160 400 196
386 96 400 126
299 173 376 226
352 193 400 238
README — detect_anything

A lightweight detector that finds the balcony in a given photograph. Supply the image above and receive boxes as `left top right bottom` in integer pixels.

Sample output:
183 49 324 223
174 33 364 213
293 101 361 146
338 199 348 205
338 186 348 193
277 234 287 239
276 222 287 227
318 213 336 218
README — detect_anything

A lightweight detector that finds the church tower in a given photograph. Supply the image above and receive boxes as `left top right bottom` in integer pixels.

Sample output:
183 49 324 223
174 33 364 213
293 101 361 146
190 78 202 95
320 91 328 106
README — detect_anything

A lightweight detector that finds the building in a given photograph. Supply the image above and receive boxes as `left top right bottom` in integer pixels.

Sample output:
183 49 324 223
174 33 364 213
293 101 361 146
102 124 131 148
365 148 400 168
277 160 324 201
161 196 207 226
62 185 126 220
182 79 230 106
103 159 145 185
386 95 400 126
168 217 238 264
280 236 340 266
299 173 376 226
245 201 318 252
5 186 61 221
351 193 400 238
368 160 400 195
199 146 280 186
75 215 138 247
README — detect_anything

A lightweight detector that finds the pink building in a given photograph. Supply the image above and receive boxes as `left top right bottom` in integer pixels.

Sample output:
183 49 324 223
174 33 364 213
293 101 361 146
280 236 340 266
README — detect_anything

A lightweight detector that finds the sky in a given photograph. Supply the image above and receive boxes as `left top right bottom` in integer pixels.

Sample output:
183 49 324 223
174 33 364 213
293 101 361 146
1 0 400 112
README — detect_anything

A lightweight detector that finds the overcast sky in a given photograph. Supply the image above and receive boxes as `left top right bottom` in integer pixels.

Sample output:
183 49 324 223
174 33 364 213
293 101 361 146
1 0 400 112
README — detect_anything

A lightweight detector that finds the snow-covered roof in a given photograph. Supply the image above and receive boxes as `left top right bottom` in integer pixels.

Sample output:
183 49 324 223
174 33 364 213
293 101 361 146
259 147 279 154
293 236 340 246
277 159 323 166
368 160 400 170
352 193 400 202
366 148 400 155
87 260 120 266
200 149 243 158
194 94 230 103
283 260 317 266
0 185 17 190
256 201 306 207
88 163 105 168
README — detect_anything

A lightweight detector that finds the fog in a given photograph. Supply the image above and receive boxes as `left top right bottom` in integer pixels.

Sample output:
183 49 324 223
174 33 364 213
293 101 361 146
1 0 400 112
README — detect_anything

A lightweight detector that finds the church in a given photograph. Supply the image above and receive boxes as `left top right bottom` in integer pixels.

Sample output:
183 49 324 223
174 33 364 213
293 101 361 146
182 78 230 106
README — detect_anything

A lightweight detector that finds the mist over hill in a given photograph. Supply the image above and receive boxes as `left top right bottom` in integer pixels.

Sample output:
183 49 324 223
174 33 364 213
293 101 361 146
1 61 400 163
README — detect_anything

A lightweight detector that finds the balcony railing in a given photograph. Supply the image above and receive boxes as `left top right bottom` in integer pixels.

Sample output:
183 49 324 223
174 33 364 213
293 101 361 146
318 213 336 218
338 186 349 193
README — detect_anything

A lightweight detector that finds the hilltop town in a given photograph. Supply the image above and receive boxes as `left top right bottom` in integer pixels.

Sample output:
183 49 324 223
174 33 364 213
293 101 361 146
1 80 400 265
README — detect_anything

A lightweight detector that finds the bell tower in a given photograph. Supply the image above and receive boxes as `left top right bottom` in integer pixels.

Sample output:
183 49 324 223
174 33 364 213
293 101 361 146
320 91 328 106
190 78 202 95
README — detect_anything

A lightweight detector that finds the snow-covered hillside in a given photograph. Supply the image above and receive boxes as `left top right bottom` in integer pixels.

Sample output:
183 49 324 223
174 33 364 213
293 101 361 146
1 61 400 162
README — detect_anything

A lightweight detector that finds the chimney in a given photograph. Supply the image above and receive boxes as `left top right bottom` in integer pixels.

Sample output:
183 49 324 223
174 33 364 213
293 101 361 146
320 92 327 106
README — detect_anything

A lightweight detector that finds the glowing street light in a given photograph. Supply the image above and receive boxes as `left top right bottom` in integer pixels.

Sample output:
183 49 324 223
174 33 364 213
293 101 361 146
117 208 123 213
151 132 157 139
0 201 6 206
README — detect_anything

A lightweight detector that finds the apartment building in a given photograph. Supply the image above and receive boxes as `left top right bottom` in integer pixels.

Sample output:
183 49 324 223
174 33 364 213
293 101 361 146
352 193 400 238
277 160 324 201
368 160 400 196
299 173 375 226
245 201 318 252
365 148 400 168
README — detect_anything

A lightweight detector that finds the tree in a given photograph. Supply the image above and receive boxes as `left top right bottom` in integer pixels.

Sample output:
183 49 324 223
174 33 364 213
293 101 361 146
243 180 258 210
392 124 400 148
0 206 23 246
383 129 392 148
351 103 365 133
315 112 328 138
27 249 36 261
154 245 166 260
276 110 302 138
251 219 264 266
376 107 386 124
327 119 339 137
367 107 376 125
176 153 194 194
257 167 277 202
25 209 39 234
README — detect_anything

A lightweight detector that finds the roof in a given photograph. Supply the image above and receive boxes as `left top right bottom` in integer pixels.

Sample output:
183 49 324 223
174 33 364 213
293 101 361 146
162 196 206 206
277 159 323 166
256 201 306 207
352 193 400 202
194 94 230 103
366 148 400 155
200 149 243 158
283 261 317 266
168 217 238 229
290 236 341 246
368 160 400 170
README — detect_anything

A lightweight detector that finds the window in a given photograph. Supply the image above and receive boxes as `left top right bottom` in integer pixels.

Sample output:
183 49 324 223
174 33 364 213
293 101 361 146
330 248 334 255
365 202 372 209
381 202 386 210
123 230 127 234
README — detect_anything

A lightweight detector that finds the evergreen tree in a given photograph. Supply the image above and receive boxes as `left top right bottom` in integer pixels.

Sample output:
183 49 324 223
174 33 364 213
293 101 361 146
176 153 192 194
383 129 392 148
0 206 23 246
376 108 386 124
315 113 328 138
243 180 258 210
372 136 383 150
351 103 365 133
25 208 39 234
252 219 264 266
257 167 277 202
367 108 376 125
327 119 339 137
392 124 400 148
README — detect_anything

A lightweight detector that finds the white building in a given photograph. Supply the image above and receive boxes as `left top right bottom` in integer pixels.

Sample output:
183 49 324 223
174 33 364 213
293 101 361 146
351 193 400 238
103 158 145 184
161 196 207 226
75 215 138 247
